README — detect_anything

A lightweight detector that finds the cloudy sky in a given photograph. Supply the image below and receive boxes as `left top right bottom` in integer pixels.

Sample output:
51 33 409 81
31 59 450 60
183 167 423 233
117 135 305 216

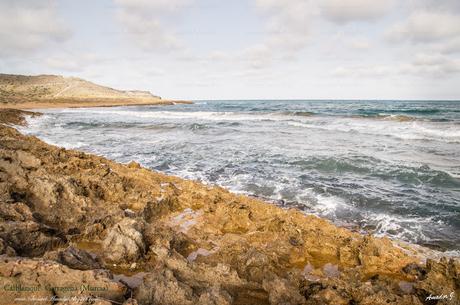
1 0 460 100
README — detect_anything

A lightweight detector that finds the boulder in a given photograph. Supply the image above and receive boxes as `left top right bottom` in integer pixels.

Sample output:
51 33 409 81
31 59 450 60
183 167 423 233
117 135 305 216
103 218 145 263
57 246 102 270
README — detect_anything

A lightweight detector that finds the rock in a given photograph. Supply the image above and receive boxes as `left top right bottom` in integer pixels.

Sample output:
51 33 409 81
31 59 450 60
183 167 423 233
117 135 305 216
262 278 305 305
135 269 195 305
402 262 427 280
93 300 112 305
309 287 351 305
0 237 16 256
57 246 102 270
127 161 141 169
0 256 126 305
124 208 136 217
0 201 34 221
15 150 41 169
197 286 233 305
414 258 460 305
103 218 145 263
123 298 139 305
0 220 64 256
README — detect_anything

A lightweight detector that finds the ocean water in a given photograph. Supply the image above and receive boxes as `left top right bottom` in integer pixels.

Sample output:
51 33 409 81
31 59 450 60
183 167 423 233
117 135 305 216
22 100 460 251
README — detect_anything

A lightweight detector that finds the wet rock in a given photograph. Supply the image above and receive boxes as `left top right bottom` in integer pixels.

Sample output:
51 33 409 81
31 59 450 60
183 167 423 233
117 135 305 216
0 220 64 256
103 218 145 263
0 109 42 125
403 262 427 280
399 281 414 294
323 263 340 278
57 246 102 270
414 258 460 305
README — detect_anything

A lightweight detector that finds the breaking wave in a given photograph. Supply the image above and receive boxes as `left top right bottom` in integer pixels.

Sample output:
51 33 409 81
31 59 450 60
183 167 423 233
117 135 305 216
23 100 460 251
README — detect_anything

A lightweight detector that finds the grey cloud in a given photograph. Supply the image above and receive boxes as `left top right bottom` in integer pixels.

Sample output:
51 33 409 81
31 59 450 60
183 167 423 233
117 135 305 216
319 0 394 24
419 0 460 12
438 38 460 54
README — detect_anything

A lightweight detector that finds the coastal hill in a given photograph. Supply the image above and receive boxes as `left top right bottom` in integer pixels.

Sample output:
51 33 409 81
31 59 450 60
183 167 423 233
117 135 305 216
0 73 186 108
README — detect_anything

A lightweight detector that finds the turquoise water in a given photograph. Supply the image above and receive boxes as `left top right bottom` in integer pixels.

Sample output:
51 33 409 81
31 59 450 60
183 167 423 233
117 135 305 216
23 100 460 251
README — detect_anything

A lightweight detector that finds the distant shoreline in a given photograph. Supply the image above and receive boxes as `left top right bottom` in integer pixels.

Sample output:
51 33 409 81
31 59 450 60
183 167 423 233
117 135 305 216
0 73 192 109
0 98 192 109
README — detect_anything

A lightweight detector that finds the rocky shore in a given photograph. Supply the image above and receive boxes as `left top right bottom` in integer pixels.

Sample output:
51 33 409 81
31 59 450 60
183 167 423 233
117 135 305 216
0 108 458 305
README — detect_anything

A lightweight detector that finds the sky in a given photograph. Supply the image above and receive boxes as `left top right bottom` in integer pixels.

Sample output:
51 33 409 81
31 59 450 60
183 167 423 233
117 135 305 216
1 0 460 100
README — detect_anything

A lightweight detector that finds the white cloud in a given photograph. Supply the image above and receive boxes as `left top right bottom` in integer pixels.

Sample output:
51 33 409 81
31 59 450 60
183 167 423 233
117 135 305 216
113 0 191 52
224 0 317 69
332 53 460 78
255 0 316 53
349 39 371 50
408 53 460 75
386 11 460 43
0 0 70 57
319 0 394 24
248 0 390 66
331 65 392 78
44 53 105 72
114 0 192 11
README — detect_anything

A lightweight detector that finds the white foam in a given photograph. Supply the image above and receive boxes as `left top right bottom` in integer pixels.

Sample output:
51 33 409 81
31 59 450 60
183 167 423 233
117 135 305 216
314 194 342 215
61 109 291 122
287 117 460 143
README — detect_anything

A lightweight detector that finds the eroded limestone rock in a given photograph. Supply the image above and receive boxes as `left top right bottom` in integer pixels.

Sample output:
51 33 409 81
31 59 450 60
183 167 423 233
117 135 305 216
102 218 145 263
0 257 126 305
57 246 102 270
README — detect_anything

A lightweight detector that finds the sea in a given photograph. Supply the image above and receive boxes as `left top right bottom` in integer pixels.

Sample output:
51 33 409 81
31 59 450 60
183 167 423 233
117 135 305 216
21 100 460 252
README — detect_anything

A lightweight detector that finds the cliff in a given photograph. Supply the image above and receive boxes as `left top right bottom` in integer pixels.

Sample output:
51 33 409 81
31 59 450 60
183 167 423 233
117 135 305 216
0 109 458 305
